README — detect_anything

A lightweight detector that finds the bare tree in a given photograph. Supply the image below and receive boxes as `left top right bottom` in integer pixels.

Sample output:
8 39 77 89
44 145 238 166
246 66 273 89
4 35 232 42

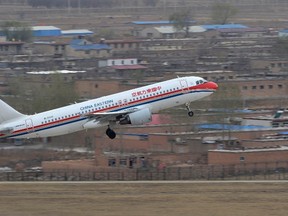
169 9 193 38
211 2 238 25
7 74 79 114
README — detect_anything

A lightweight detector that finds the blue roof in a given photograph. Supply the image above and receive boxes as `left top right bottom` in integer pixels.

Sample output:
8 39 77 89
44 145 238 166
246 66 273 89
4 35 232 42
132 20 195 25
279 29 288 33
278 131 288 135
32 26 62 37
196 124 269 131
70 39 111 50
201 24 248 30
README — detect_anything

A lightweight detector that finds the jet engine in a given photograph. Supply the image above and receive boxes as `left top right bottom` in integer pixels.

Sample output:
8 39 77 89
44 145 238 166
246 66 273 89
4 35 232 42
119 108 152 125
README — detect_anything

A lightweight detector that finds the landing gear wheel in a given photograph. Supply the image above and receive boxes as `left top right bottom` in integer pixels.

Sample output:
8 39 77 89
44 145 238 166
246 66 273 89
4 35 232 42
106 127 116 139
185 103 194 117
188 111 194 117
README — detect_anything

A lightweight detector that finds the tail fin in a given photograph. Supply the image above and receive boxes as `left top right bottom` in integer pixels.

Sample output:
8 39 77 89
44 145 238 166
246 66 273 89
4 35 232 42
0 99 26 123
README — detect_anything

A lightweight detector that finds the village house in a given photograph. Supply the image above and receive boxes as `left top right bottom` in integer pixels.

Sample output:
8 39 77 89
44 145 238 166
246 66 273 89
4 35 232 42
67 38 112 58
138 26 206 39
0 41 25 56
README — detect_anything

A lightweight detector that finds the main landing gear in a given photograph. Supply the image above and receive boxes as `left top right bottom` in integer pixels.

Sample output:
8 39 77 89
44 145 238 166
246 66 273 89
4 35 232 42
185 103 194 117
106 126 116 139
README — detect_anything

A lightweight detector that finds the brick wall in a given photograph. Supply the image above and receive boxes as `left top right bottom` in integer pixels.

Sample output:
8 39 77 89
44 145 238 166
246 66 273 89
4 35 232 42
208 148 288 165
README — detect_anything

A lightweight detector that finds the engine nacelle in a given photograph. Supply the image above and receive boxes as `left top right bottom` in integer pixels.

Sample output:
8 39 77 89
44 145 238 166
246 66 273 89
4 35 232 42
119 108 152 125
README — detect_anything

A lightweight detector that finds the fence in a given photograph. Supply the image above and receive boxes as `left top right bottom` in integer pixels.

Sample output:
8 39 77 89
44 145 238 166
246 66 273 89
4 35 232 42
1 161 288 181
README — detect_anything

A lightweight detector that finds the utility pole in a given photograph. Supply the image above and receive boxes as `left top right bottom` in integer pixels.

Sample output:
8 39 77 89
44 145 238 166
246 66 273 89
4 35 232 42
67 0 71 14
78 0 81 14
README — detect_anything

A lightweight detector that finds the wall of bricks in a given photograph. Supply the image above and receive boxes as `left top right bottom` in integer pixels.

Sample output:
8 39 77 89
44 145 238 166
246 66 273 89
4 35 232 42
208 148 288 165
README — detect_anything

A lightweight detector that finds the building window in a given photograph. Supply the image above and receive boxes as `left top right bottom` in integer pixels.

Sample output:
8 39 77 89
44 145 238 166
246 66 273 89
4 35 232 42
252 86 257 90
269 85 273 89
278 84 283 89
147 33 153 38
119 158 127 167
260 85 264 89
243 86 248 90
108 158 116 167
240 156 245 162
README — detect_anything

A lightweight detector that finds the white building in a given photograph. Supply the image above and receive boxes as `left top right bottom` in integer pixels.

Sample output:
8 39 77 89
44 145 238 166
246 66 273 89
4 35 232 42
139 26 206 39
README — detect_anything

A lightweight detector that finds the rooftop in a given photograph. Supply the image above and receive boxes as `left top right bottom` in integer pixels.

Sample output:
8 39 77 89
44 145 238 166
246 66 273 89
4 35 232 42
154 26 206 34
26 70 86 75
132 20 195 25
209 145 288 153
32 26 61 31
201 24 248 30
111 65 147 70
70 39 111 50
61 29 94 36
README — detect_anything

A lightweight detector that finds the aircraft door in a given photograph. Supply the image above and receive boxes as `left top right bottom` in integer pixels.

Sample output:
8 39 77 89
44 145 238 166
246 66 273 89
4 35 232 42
25 119 34 133
179 79 189 93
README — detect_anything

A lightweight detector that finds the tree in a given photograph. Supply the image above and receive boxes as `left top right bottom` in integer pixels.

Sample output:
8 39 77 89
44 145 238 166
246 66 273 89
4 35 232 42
31 74 79 113
7 74 79 114
0 21 32 42
211 2 238 24
169 9 193 38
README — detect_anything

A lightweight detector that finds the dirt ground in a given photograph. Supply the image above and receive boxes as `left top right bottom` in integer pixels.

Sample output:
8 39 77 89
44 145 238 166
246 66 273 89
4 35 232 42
0 181 287 216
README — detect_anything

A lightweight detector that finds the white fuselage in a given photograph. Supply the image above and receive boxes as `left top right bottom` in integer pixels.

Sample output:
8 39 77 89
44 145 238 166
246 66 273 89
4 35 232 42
0 76 217 139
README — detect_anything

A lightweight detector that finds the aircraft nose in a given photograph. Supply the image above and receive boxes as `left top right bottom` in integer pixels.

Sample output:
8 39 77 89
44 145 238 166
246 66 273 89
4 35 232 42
208 81 218 90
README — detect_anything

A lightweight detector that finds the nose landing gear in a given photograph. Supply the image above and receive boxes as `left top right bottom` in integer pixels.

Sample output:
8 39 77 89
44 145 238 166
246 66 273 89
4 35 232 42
106 126 116 139
185 103 194 117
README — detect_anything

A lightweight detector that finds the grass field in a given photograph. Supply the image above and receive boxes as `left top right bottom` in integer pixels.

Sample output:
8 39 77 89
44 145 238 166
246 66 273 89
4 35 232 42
0 181 287 216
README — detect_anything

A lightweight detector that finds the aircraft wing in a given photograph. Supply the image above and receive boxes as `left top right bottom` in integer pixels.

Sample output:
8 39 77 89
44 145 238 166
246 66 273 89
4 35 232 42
83 109 138 123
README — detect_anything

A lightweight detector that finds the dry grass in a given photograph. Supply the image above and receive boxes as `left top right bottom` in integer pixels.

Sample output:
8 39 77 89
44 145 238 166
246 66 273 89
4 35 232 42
0 181 287 216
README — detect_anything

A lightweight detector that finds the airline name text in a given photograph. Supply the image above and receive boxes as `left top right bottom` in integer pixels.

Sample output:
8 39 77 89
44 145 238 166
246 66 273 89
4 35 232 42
80 99 114 110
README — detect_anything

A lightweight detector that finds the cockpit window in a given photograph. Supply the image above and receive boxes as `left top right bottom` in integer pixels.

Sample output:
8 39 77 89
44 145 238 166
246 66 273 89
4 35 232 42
196 79 207 85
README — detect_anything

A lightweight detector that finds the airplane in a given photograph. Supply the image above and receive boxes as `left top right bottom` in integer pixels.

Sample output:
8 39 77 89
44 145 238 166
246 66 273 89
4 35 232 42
0 76 218 140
